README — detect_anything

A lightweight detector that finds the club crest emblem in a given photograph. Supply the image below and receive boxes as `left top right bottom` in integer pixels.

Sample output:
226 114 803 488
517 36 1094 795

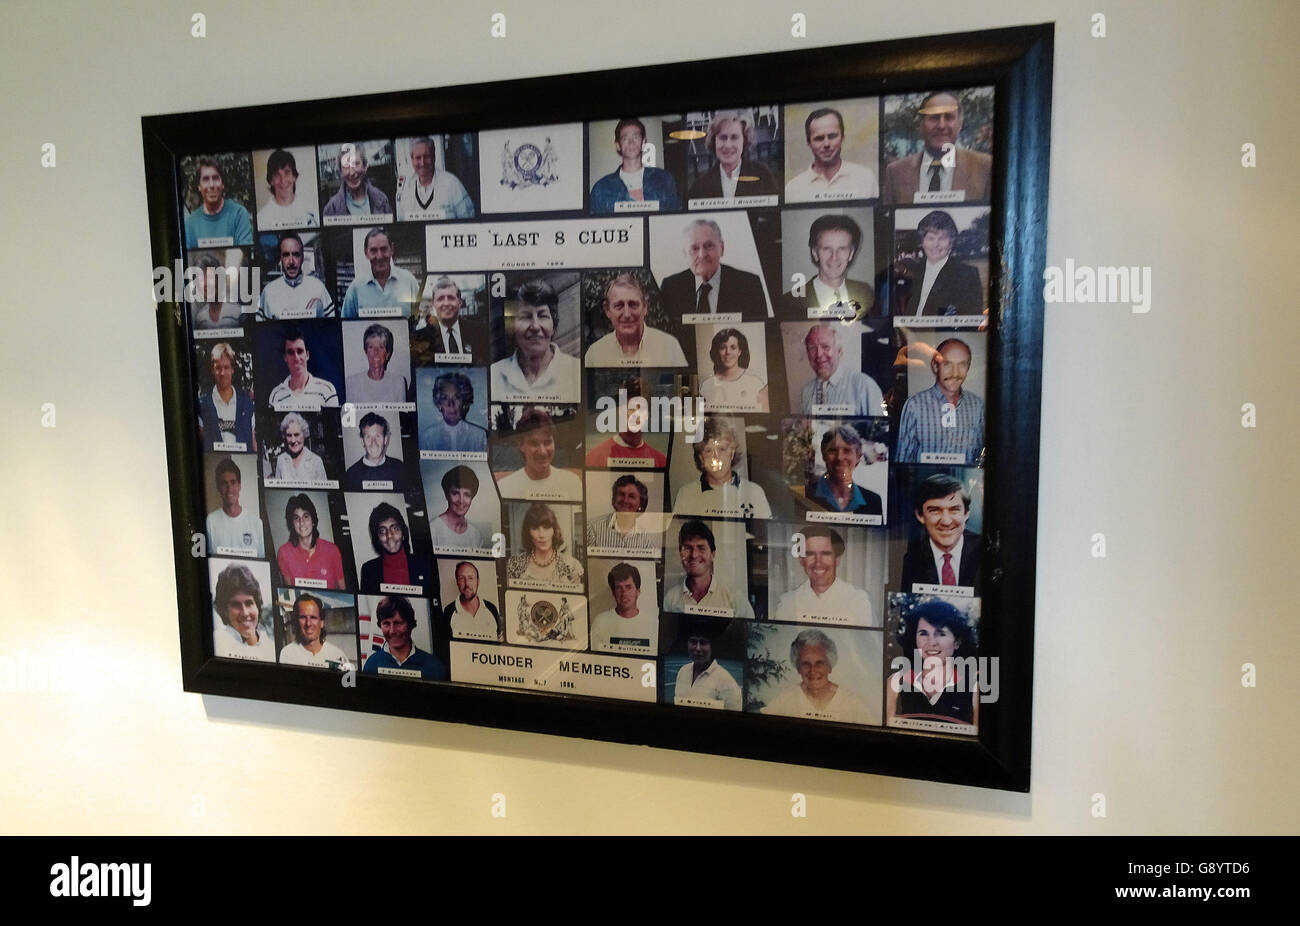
500 137 559 189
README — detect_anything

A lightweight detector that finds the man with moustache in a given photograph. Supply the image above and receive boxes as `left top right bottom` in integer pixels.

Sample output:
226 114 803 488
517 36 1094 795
344 412 406 491
583 273 687 366
362 595 448 680
774 525 874 623
185 157 252 248
258 232 334 320
341 228 421 319
883 92 992 205
206 458 265 558
784 108 879 202
586 474 658 553
278 593 354 670
798 322 883 416
396 136 475 220
898 210 984 317
658 219 768 322
783 214 876 317
198 342 255 450
496 407 582 501
663 520 754 619
900 474 982 592
267 327 339 409
589 563 658 655
434 561 503 663
672 618 741 710
896 338 984 464
323 143 392 217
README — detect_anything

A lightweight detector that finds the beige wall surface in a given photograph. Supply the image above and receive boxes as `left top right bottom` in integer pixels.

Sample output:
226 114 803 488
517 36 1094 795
0 0 1296 834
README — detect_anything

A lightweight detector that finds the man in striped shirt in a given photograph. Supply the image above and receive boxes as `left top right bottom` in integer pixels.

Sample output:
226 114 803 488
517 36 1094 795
586 474 659 554
267 328 339 410
896 337 984 464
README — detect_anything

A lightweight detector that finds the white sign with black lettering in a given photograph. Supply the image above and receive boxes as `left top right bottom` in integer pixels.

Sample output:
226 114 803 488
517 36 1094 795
426 218 643 271
451 642 654 701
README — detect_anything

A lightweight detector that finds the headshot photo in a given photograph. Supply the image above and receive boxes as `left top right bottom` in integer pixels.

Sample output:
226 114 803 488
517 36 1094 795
342 409 412 492
490 273 582 404
584 471 665 557
257 232 335 320
504 589 589 650
419 459 499 555
254 321 342 411
493 406 583 502
195 340 255 452
747 624 881 725
340 226 423 319
882 88 994 206
266 490 349 591
342 494 435 596
584 373 672 468
587 559 659 656
650 213 774 322
359 594 447 681
505 502 585 592
780 209 877 319
783 99 880 203
662 517 753 619
897 469 983 594
582 269 687 367
891 206 990 319
786 419 888 523
780 321 884 418
275 589 358 671
662 616 743 710
182 153 254 248
670 415 772 520
395 134 478 221
694 323 769 413
587 116 682 213
411 273 487 363
188 248 253 329
478 123 585 214
342 320 412 406
416 367 489 458
886 593 981 732
434 559 504 662
679 108 781 205
203 454 264 558
766 522 884 626
896 334 986 465
209 558 275 662
252 146 320 231
260 410 336 486
319 141 395 224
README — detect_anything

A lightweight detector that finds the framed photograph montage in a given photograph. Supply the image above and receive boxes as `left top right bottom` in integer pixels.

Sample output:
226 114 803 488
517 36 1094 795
144 23 1052 790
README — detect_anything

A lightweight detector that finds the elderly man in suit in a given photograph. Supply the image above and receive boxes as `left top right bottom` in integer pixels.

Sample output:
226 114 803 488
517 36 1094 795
898 210 984 316
900 474 981 592
883 92 992 205
659 219 768 321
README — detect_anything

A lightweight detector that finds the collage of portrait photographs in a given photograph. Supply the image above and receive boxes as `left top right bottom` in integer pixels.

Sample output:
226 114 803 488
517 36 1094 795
190 87 992 736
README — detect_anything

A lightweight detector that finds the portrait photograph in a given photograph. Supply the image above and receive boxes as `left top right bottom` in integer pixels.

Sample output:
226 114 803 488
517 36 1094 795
340 408 416 493
208 557 275 663
489 271 582 404
337 225 424 320
583 370 678 468
779 207 878 320
586 115 683 214
881 87 994 206
435 558 504 648
273 587 359 671
763 521 885 626
490 404 583 502
661 516 753 619
477 123 585 214
691 321 770 413
201 452 265 559
505 501 585 592
894 329 987 466
658 614 745 711
251 145 321 232
181 152 255 249
317 140 396 226
745 623 882 726
668 107 782 209
252 319 344 412
264 488 352 591
648 211 776 323
885 592 982 734
503 589 589 651
258 408 341 488
254 231 335 321
394 133 480 221
416 366 490 460
782 97 880 205
891 466 984 596
418 459 500 557
586 558 660 656
193 338 255 452
581 268 687 368
342 490 435 596
891 205 990 322
584 470 667 559
355 594 437 677
341 319 413 408
411 272 488 365
779 320 888 419
187 246 255 330
782 417 889 526
667 415 773 521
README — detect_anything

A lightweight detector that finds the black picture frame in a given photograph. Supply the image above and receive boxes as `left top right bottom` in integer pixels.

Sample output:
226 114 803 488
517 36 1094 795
144 23 1051 791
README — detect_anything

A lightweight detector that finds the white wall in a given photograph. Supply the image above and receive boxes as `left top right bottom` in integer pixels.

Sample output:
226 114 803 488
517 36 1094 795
1 0 1295 834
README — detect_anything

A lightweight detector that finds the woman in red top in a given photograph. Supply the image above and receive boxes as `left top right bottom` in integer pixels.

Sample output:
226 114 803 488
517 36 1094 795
276 494 346 589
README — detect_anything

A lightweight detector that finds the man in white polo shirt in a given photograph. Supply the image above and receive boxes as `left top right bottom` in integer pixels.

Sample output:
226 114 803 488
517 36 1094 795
259 232 334 320
774 524 875 625
205 458 265 558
